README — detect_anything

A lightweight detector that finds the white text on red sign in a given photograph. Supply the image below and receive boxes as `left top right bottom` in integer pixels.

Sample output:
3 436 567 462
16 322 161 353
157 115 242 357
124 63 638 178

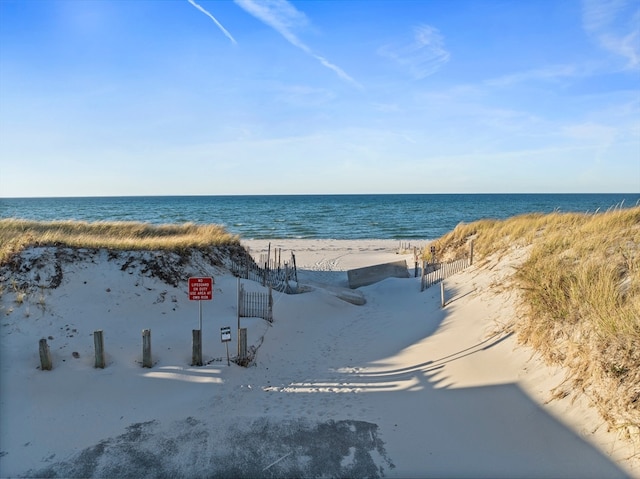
188 277 213 301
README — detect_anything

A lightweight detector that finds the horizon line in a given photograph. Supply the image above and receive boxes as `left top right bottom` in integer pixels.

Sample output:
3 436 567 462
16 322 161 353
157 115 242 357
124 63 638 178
2 192 639 200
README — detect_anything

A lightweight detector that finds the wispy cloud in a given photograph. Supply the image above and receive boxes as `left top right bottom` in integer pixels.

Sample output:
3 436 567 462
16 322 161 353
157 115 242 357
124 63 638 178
274 84 336 107
582 0 639 69
378 25 450 79
562 121 617 144
233 0 360 87
188 0 237 44
485 64 581 87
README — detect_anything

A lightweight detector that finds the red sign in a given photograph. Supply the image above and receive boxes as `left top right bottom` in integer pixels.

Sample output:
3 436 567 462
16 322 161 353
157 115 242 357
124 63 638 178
188 277 213 301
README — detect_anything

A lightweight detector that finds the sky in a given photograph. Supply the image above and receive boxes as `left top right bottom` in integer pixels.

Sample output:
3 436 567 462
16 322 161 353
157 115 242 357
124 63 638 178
0 0 639 197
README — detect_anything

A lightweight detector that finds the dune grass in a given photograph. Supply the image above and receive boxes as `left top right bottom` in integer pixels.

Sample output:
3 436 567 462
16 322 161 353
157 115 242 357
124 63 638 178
2 213 638 439
426 206 640 440
0 218 241 264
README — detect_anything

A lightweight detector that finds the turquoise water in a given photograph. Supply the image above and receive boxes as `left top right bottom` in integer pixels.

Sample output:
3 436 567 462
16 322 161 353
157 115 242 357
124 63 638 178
1 194 638 240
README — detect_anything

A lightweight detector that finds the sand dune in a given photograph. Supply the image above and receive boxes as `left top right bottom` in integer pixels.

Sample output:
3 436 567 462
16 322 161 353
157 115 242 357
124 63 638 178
0 240 637 478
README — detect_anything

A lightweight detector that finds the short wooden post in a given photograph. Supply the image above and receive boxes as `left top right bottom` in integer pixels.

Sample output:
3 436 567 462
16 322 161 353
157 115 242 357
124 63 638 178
237 278 241 357
239 328 247 362
39 338 52 371
142 329 152 368
94 330 105 368
440 282 445 308
469 239 474 266
292 252 297 282
267 243 271 270
192 329 202 366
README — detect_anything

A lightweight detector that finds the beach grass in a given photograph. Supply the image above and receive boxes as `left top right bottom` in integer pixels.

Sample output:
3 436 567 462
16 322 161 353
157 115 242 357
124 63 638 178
428 206 640 440
0 218 240 264
2 213 638 441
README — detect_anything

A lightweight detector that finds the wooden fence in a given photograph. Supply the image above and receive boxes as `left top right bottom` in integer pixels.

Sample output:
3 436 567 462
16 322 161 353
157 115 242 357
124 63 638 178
230 244 298 293
421 258 471 291
238 283 273 323
420 240 474 291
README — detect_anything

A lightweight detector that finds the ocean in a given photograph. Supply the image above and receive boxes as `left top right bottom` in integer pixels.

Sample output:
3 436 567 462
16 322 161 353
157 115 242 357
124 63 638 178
1 194 638 240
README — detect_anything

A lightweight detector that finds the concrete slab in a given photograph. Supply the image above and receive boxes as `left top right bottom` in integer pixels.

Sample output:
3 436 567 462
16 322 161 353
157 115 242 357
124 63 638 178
347 260 409 289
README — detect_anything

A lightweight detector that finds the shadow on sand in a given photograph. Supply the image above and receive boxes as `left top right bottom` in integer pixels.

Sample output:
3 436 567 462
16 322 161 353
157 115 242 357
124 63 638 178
22 270 633 479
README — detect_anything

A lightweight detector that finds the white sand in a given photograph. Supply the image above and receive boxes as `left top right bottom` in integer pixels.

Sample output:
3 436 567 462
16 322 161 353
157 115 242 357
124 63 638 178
0 239 638 478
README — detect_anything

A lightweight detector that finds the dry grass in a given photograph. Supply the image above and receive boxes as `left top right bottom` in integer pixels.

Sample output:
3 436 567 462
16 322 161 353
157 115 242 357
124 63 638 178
0 218 240 264
426 206 640 440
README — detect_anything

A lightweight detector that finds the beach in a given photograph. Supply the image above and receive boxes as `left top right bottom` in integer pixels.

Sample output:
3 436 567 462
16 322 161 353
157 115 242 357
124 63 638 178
0 238 638 478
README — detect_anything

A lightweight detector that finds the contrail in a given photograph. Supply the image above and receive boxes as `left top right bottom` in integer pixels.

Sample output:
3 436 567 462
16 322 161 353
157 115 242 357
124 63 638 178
188 0 237 44
234 0 360 87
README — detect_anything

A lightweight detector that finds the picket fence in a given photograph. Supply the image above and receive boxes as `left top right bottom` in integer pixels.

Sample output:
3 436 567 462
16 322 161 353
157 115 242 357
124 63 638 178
230 245 298 293
420 257 470 291
238 283 273 323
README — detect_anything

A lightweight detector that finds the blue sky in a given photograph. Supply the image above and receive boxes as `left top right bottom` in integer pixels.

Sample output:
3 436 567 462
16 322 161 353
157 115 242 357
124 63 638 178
0 0 638 197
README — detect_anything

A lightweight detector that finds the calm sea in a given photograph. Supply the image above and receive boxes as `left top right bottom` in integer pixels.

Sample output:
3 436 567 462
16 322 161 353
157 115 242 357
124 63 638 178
1 194 638 240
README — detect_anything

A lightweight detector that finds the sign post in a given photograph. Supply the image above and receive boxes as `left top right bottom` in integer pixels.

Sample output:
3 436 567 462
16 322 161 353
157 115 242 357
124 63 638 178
188 277 213 366
221 326 231 366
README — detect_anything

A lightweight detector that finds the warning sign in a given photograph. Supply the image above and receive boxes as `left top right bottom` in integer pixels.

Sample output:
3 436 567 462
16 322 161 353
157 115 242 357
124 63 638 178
188 277 213 301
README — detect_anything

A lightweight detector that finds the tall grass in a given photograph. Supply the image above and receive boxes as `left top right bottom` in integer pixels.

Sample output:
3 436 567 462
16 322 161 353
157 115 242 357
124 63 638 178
0 218 240 264
427 206 640 439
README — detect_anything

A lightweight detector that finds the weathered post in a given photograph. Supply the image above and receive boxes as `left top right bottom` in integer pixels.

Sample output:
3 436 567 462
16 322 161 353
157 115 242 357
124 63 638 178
94 330 105 369
440 282 445 308
267 243 271 269
237 278 241 357
192 329 202 366
39 338 52 371
469 239 474 266
263 262 267 287
142 329 152 368
239 328 247 363
292 252 298 282
264 242 271 286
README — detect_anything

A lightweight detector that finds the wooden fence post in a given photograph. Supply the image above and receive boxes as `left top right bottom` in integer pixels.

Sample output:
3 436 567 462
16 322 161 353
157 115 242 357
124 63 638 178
469 239 474 266
267 243 271 270
142 329 152 368
94 330 105 369
262 263 267 287
292 252 298 282
237 278 241 357
440 282 446 308
192 329 202 366
39 338 52 371
239 328 247 363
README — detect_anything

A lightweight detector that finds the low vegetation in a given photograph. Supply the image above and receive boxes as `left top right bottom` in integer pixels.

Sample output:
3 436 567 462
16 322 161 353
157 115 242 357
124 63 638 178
2 213 638 442
0 218 240 264
427 206 640 441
